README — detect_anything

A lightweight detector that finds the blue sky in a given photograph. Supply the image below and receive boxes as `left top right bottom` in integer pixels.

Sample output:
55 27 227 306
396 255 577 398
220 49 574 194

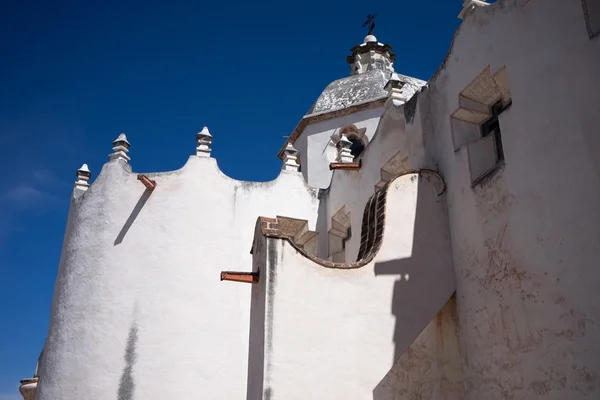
0 0 461 396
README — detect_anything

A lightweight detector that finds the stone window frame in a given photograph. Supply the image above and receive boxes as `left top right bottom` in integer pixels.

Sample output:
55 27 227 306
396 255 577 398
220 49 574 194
470 100 511 187
449 65 512 187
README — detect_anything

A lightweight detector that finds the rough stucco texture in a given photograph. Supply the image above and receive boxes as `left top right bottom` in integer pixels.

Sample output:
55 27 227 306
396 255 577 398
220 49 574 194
33 0 600 398
250 174 455 399
373 295 465 400
36 157 319 400
397 0 600 398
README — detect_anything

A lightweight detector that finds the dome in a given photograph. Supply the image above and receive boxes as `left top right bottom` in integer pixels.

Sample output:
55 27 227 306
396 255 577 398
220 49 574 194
364 34 377 43
306 70 427 116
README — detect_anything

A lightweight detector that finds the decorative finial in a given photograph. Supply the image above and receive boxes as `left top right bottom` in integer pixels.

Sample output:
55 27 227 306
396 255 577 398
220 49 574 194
19 377 38 400
196 127 213 157
337 134 354 163
109 133 131 162
348 15 394 76
458 0 489 20
362 14 377 35
74 164 92 191
282 142 300 172
384 72 407 107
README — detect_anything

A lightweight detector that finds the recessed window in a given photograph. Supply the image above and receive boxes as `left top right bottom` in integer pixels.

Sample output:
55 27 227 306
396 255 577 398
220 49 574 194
469 101 509 186
481 102 505 162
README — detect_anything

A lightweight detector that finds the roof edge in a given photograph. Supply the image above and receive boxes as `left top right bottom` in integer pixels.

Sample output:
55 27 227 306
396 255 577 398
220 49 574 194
277 96 387 160
429 0 505 84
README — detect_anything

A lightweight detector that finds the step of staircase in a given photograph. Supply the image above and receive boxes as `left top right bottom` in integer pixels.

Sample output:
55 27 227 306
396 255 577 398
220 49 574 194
274 216 319 256
375 151 410 193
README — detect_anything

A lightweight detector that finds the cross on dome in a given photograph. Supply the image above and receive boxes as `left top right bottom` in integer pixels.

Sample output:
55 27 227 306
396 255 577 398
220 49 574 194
346 20 395 76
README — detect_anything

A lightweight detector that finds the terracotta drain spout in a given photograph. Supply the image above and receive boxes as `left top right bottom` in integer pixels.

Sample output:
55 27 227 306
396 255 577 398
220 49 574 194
137 174 156 190
329 161 362 171
220 271 259 284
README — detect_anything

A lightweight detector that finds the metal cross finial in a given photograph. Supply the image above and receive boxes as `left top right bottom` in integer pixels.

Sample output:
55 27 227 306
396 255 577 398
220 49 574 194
362 14 377 35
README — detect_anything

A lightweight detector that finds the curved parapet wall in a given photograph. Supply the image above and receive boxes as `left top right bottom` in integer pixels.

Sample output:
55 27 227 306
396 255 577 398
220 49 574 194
36 156 319 400
247 171 455 399
257 170 445 269
316 96 433 263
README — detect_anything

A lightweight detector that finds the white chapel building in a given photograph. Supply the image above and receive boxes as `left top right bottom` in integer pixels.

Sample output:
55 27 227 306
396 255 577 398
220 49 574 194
19 0 600 398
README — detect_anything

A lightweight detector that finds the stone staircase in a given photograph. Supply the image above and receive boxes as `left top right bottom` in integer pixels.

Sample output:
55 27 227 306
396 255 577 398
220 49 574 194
374 151 410 193
329 206 352 262
263 216 319 256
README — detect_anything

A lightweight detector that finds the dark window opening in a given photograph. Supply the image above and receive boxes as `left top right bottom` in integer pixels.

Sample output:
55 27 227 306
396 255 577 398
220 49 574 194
348 137 365 158
481 101 506 162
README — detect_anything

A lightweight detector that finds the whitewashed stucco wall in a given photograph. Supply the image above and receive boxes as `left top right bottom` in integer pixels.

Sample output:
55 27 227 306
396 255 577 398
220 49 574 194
31 1 600 398
36 156 319 400
296 106 384 189
377 0 600 398
373 295 465 399
249 174 455 399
